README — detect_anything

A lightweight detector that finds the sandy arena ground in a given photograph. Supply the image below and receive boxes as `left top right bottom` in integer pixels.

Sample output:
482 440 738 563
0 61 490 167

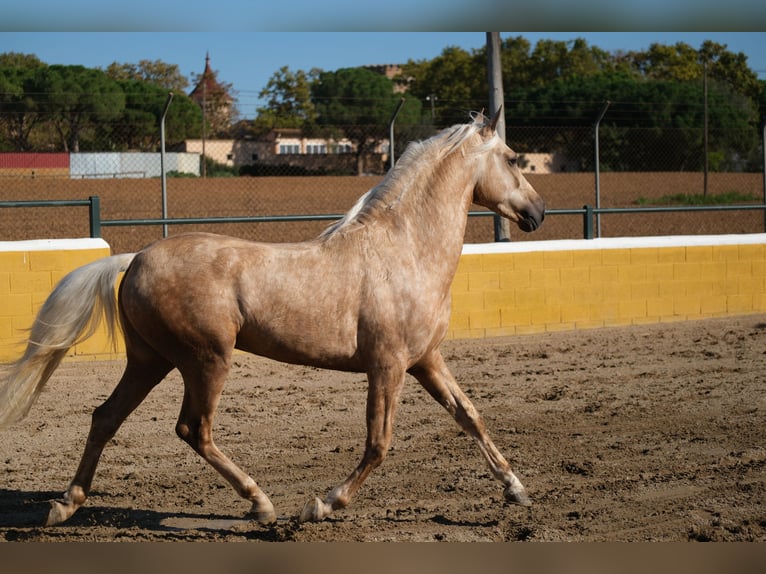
1 314 764 542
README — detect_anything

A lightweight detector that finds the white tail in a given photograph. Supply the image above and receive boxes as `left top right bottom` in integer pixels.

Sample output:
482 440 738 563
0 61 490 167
0 252 136 427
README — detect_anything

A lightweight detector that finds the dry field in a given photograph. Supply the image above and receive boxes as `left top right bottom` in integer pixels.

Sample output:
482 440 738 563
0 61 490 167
1 172 763 253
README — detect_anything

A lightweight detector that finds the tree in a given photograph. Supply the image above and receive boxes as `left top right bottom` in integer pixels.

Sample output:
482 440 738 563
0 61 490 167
311 67 423 174
504 70 758 172
0 53 46 151
27 65 125 152
105 59 190 93
0 52 45 69
526 38 614 86
109 79 202 150
629 41 761 103
0 68 37 151
401 46 485 125
252 66 318 132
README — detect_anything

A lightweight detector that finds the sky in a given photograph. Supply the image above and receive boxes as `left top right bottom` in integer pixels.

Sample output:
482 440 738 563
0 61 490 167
3 32 765 119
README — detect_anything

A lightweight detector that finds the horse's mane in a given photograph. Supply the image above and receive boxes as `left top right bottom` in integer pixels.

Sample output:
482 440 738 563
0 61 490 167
319 113 491 238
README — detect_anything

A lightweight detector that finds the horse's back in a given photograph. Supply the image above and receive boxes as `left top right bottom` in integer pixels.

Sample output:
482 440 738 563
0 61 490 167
119 232 365 369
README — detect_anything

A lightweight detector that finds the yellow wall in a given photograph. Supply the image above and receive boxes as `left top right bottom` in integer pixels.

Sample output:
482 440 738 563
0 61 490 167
0 239 123 362
447 235 766 339
2 235 765 363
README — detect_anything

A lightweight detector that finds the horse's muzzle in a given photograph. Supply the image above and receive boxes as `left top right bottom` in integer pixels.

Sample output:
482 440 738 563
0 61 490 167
517 207 544 233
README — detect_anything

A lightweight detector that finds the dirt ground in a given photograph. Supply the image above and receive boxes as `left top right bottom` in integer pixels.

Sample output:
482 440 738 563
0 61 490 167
1 314 764 542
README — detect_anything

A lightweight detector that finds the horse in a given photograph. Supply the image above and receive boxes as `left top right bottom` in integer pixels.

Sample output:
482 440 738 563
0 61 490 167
0 108 544 526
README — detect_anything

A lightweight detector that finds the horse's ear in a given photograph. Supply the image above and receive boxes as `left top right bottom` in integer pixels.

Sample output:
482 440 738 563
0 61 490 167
489 105 503 132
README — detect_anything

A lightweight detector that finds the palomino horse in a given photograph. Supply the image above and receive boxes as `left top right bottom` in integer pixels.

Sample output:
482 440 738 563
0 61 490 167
0 109 544 526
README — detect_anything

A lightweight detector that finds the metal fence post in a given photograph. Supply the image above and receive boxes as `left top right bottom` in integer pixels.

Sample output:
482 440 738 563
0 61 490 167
388 98 406 170
160 92 174 239
593 101 610 239
89 195 101 238
583 204 594 239
762 116 766 232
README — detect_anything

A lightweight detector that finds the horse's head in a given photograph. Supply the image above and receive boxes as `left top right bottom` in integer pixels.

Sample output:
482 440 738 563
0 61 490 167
471 108 545 233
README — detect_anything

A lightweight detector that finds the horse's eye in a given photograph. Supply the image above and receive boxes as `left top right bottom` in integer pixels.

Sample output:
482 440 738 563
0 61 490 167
507 157 517 167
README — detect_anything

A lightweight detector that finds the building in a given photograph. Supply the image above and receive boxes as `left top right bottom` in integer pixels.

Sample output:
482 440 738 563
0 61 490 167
189 53 235 137
179 128 388 175
521 152 579 174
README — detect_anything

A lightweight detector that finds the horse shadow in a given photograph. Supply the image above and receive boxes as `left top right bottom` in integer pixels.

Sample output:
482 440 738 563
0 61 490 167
1 489 501 539
0 488 292 541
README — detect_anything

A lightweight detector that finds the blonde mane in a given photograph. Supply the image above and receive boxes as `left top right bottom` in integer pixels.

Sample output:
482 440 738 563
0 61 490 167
320 114 491 238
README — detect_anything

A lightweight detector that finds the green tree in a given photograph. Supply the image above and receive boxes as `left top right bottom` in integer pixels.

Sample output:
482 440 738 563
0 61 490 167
0 52 45 69
27 65 125 152
401 46 484 125
108 80 202 150
629 40 761 103
526 38 614 86
312 67 423 173
505 71 758 171
105 59 190 93
253 66 318 132
402 38 616 127
0 53 46 150
0 68 37 151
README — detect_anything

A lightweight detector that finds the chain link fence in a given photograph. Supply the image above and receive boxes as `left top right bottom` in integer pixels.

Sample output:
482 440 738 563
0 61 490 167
1 110 764 254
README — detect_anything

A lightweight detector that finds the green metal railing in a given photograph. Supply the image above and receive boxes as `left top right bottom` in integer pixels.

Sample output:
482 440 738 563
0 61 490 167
0 198 102 238
2 196 766 242
579 203 766 240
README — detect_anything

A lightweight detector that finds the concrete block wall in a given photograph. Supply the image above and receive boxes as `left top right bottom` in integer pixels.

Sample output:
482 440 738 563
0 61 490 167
3 235 765 363
0 238 123 362
447 234 766 339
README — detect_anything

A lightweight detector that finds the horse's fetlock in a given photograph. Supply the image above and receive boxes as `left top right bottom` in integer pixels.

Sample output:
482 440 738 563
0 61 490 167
66 485 88 506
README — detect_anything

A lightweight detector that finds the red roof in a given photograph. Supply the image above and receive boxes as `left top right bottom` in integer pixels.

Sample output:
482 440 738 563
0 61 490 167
189 53 232 103
0 153 70 169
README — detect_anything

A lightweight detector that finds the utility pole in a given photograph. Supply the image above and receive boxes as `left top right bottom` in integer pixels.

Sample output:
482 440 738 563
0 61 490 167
201 81 207 178
487 32 511 242
703 57 709 197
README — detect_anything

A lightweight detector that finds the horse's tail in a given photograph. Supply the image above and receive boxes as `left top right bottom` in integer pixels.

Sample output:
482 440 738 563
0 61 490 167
0 252 136 428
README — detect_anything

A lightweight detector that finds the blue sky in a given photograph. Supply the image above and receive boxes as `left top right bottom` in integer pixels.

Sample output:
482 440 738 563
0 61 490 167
3 32 765 118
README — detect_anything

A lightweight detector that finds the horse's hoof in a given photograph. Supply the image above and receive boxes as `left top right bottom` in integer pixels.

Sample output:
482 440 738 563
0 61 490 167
504 485 532 507
299 497 331 523
248 508 277 525
45 500 71 526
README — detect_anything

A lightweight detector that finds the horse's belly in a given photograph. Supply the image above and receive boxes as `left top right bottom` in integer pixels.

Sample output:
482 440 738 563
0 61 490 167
235 318 363 372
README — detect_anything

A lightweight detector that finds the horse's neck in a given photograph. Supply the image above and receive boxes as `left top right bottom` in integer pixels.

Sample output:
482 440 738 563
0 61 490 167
365 151 473 269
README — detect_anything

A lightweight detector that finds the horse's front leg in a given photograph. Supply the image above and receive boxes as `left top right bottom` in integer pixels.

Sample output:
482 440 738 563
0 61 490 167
300 363 406 522
409 349 531 507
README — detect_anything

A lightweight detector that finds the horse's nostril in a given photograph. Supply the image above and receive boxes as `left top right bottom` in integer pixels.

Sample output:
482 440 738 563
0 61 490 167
516 208 543 233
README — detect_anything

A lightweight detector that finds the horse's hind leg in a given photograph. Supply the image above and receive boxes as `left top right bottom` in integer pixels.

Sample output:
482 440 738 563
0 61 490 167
175 357 276 524
408 349 531 507
300 361 407 522
46 355 172 526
